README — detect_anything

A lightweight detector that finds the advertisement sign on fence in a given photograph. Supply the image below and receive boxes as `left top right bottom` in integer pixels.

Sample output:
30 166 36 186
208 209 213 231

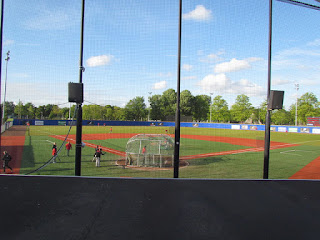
288 128 298 133
35 121 44 126
278 127 287 132
312 128 320 134
231 125 241 130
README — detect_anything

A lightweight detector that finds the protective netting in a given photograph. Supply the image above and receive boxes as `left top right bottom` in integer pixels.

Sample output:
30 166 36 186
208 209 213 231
125 134 174 167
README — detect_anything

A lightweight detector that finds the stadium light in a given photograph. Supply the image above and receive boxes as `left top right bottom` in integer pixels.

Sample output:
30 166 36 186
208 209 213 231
2 50 10 124
0 0 4 126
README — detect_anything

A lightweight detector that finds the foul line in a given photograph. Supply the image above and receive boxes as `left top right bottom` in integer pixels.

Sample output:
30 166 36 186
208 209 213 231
51 134 299 160
51 135 126 157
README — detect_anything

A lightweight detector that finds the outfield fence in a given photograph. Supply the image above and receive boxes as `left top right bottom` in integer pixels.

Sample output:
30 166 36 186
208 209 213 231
12 119 320 134
1 121 13 134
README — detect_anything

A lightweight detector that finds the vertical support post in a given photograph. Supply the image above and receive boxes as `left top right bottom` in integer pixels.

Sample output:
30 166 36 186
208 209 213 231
75 0 85 176
0 0 4 126
263 110 271 179
263 0 273 179
173 0 182 178
295 83 299 126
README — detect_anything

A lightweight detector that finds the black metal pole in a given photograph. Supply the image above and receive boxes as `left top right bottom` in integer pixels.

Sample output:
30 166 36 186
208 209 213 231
75 0 85 176
263 0 273 179
0 0 4 127
173 0 182 178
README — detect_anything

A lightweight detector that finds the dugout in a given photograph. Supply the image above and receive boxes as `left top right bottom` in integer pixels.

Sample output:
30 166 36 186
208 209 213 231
125 134 174 168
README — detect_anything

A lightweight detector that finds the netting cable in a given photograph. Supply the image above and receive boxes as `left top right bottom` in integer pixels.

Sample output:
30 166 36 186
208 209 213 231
25 105 78 175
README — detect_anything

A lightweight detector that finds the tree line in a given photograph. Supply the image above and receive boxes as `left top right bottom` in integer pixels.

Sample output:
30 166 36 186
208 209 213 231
1 89 319 125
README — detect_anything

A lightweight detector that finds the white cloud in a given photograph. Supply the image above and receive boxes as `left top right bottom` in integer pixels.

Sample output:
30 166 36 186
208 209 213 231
182 64 193 71
236 79 265 97
86 55 114 67
214 58 251 73
183 5 212 21
197 73 230 92
152 81 167 90
197 73 265 97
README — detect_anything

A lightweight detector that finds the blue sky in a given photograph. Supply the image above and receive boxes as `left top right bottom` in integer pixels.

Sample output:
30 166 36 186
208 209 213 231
1 0 320 110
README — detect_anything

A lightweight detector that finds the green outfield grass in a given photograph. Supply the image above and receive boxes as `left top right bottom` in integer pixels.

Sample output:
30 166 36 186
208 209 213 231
20 125 320 179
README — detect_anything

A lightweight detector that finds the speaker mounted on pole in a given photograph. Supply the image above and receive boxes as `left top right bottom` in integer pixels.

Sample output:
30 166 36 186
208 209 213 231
268 90 284 110
68 82 83 103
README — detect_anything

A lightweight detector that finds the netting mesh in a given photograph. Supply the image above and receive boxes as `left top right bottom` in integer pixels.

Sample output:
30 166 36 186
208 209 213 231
125 134 174 167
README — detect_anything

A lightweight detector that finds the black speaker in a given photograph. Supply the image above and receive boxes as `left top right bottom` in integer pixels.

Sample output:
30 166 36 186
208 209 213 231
268 90 284 110
68 82 83 103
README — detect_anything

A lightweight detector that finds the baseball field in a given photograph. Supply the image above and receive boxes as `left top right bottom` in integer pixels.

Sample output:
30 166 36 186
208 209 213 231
1 124 320 179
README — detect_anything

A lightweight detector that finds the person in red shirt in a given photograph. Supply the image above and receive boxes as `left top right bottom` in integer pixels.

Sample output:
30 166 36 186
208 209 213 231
52 147 57 163
142 146 146 154
65 141 72 156
52 144 60 163
142 146 147 165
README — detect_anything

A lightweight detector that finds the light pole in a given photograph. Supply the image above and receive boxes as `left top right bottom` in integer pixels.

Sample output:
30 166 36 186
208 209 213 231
295 83 299 126
148 91 152 121
2 50 10 124
210 93 213 122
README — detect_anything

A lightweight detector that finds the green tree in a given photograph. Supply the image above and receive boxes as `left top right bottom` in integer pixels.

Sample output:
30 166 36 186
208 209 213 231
14 100 26 119
35 105 45 119
103 105 114 120
289 92 319 125
124 96 147 121
258 100 268 124
210 95 230 123
193 95 210 121
25 102 36 119
161 89 176 119
49 105 62 119
61 107 70 119
149 94 163 120
230 94 253 123
271 109 292 125
44 104 54 119
180 90 194 117
83 105 103 120
1 101 15 120
113 106 125 120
